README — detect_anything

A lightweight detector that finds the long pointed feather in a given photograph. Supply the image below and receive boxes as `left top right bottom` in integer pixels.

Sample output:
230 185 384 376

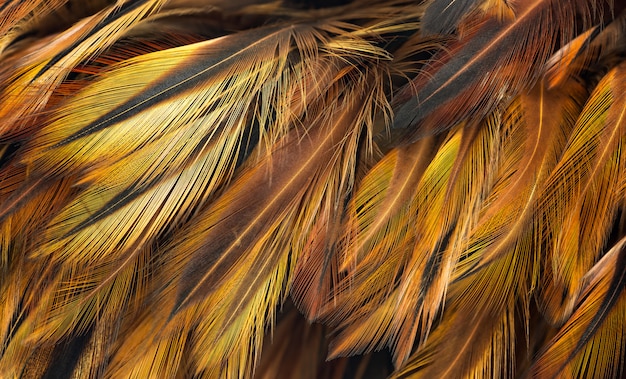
531 237 626 378
173 88 370 313
0 0 166 139
538 62 626 326
392 0 602 135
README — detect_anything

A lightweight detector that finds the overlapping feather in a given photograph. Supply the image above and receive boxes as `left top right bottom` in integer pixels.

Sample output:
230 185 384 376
531 237 626 378
392 0 604 135
1 0 625 378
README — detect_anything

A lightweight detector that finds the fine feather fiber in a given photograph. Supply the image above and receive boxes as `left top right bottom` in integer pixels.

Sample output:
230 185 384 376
1 0 625 378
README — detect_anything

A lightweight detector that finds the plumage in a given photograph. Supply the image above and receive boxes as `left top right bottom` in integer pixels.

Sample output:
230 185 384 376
531 237 626 378
1 0 625 378
392 0 598 134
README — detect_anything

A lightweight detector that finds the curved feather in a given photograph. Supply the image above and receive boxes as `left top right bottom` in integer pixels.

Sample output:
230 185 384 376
324 131 458 358
0 0 69 53
538 63 626 327
172 72 389 378
463 78 586 275
0 0 166 138
392 0 603 135
531 237 626 378
1 1 626 377
172 83 382 313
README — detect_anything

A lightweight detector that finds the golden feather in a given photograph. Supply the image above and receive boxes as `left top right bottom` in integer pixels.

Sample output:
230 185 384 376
1 1 625 378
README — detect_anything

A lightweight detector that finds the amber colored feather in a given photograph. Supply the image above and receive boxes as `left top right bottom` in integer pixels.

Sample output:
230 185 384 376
1 1 625 378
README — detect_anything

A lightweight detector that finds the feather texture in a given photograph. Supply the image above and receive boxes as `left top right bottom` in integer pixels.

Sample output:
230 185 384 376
531 237 626 378
392 0 602 135
0 0 625 378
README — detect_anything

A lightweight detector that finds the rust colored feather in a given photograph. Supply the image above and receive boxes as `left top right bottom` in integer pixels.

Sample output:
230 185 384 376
1 1 626 378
